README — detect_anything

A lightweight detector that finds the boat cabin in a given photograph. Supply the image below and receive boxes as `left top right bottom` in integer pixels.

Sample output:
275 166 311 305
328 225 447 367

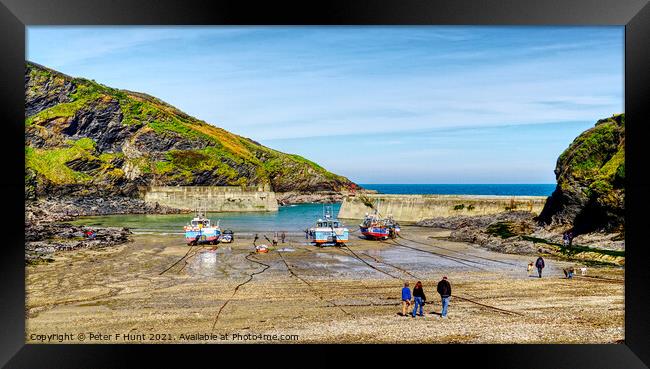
190 218 211 228
316 219 341 228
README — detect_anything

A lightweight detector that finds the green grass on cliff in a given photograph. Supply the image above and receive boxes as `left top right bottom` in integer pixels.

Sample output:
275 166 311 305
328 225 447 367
25 138 96 184
255 145 346 184
556 114 625 200
598 145 625 184
559 115 624 174
150 147 250 185
564 123 618 177
25 137 123 186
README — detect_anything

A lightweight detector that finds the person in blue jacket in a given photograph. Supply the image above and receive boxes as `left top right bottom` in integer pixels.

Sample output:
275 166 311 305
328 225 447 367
401 281 412 316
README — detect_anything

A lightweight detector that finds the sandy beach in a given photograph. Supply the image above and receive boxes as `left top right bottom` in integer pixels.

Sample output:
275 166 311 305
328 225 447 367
25 226 624 344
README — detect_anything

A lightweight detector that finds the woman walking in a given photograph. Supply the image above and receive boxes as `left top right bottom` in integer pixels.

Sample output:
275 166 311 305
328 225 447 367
412 281 426 317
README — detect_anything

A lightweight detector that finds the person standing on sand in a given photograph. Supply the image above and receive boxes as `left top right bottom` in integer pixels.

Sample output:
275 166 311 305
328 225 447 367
535 256 545 278
253 233 259 246
281 231 286 243
411 281 426 317
436 276 452 318
563 266 575 279
401 282 412 316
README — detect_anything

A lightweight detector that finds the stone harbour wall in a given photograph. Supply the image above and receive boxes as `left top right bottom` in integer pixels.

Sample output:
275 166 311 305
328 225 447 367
338 194 547 222
142 186 279 212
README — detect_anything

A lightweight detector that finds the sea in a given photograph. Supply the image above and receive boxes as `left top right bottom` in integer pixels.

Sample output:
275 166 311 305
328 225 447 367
72 184 555 234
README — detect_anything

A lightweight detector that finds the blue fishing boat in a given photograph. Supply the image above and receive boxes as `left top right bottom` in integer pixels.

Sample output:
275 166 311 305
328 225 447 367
183 211 221 245
308 205 349 246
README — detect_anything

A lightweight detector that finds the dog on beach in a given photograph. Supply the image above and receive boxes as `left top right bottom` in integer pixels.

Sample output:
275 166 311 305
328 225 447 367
580 267 587 276
527 262 534 275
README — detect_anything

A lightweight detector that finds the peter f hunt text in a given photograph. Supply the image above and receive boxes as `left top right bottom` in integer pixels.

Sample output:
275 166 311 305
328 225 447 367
29 332 299 342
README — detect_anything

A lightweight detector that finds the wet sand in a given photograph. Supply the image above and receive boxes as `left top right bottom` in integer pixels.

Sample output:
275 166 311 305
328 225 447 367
26 226 624 343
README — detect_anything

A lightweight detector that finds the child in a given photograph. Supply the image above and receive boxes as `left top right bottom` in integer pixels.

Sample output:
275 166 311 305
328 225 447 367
401 282 412 316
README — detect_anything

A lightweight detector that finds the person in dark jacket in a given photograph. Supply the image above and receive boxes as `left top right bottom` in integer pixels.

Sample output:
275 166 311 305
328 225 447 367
411 281 426 317
401 282 412 316
436 276 452 318
535 256 545 278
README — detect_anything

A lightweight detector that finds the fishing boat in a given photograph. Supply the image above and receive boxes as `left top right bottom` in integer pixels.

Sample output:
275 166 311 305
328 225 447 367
183 211 221 245
359 210 400 240
308 205 349 246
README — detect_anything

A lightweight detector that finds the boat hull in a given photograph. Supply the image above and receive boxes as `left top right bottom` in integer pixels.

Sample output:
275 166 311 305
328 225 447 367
360 226 398 240
184 228 221 245
309 229 349 245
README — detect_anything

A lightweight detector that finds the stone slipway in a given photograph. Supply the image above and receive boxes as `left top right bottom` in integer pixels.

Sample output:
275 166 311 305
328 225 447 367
338 194 548 222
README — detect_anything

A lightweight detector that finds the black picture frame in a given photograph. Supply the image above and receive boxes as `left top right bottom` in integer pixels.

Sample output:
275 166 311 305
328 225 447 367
1 0 648 367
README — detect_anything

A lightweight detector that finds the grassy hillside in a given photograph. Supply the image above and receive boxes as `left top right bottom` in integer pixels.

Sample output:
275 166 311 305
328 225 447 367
25 62 356 198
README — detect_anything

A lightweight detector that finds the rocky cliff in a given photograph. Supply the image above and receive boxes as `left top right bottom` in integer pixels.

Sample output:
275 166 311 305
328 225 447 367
25 62 357 201
538 114 625 233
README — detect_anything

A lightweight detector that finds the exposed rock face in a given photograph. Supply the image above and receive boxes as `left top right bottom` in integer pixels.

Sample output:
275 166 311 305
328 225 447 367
25 62 357 202
25 67 76 117
416 211 536 230
538 114 625 233
25 222 132 264
417 211 624 260
417 212 545 255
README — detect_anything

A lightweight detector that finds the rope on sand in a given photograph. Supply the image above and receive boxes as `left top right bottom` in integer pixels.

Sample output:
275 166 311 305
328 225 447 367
276 250 353 317
211 251 271 330
397 234 521 267
343 244 525 317
389 239 486 270
341 245 404 280
159 244 198 275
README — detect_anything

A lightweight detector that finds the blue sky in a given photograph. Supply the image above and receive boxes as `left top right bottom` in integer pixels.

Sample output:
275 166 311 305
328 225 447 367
27 26 624 183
